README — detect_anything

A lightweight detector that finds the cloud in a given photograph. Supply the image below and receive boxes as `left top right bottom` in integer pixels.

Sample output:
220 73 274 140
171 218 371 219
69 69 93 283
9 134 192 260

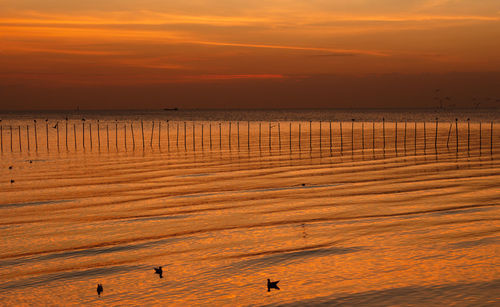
1 45 127 56
188 74 285 80
188 40 388 57
309 53 357 57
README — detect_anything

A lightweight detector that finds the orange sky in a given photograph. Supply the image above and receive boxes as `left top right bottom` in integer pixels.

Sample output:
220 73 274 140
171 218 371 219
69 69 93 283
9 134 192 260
1 0 500 110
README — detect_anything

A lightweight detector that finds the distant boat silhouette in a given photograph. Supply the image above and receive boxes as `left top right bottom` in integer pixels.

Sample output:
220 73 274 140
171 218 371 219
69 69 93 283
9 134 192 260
267 279 280 292
154 266 163 278
163 107 178 111
97 284 103 296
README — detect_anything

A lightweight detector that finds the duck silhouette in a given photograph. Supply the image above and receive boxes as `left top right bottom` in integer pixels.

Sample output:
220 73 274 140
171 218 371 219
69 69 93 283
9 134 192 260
97 284 103 296
154 266 163 278
267 279 280 292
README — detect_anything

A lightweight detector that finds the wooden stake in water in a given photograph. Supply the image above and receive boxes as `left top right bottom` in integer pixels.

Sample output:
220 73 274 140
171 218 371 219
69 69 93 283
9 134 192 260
97 120 101 152
89 123 92 151
219 122 222 150
414 122 417 152
34 120 38 152
309 121 312 151
319 121 322 151
352 119 355 152
479 122 482 153
27 125 30 152
0 123 2 153
340 121 343 151
490 122 493 155
130 123 135 150
382 118 385 150
65 118 68 151
124 124 127 151
82 121 85 150
73 123 76 151
46 121 49 151
362 122 365 150
141 120 145 151
248 121 250 151
395 121 398 152
268 122 271 151
229 122 232 150
209 122 212 150
455 118 459 153
404 121 407 152
18 125 22 152
278 122 281 151
299 123 301 151
435 118 438 151
329 121 332 150
158 121 161 150
167 121 170 151
184 121 187 151
115 121 118 151
201 123 204 150
290 122 292 152
467 118 470 152
150 121 155 148
56 122 60 151
237 121 240 150
259 122 262 150
107 124 110 151
372 122 375 151
192 121 195 151
423 121 426 153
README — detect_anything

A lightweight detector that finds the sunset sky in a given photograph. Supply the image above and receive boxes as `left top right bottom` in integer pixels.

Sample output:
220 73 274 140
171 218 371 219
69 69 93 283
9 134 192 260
1 0 500 110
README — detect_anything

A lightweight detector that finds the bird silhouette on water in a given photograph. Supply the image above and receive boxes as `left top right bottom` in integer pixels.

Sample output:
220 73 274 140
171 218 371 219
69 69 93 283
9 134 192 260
267 279 280 292
154 266 163 278
97 284 103 296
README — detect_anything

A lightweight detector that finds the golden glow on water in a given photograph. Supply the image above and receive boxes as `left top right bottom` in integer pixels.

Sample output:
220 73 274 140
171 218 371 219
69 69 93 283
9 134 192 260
0 116 499 305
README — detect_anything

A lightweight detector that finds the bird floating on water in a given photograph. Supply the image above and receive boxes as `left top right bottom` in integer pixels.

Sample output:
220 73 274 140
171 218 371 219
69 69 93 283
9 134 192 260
97 284 103 296
154 266 163 278
267 279 280 292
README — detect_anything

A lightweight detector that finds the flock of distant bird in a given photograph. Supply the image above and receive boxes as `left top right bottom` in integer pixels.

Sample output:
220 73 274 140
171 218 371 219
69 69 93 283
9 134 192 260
96 266 279 297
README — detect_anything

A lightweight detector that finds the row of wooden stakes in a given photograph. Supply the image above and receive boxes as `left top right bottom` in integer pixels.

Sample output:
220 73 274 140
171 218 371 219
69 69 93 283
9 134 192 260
0 119 495 154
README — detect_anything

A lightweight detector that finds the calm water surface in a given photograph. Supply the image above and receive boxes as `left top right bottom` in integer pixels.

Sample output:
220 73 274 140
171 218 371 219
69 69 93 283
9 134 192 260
0 109 499 306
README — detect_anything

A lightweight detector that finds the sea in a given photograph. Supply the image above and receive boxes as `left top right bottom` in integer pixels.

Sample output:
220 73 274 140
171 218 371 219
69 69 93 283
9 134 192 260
0 109 499 306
